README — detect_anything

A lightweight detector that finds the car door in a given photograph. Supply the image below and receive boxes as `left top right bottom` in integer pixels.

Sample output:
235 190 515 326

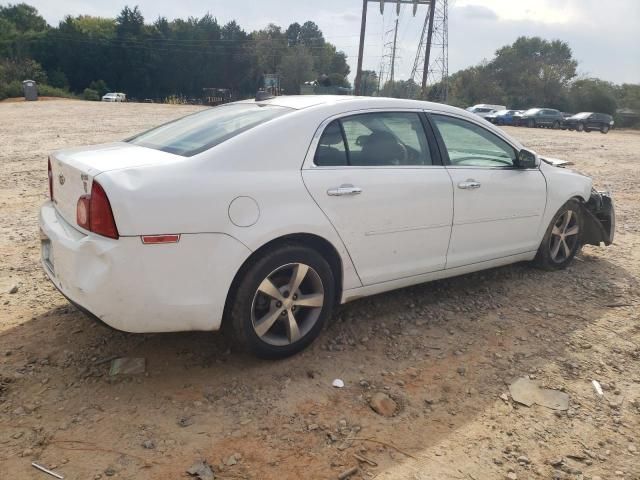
587 114 600 130
302 111 453 286
428 113 547 269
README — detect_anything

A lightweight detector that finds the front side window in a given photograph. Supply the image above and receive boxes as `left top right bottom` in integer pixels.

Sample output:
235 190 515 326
128 104 291 157
432 115 517 168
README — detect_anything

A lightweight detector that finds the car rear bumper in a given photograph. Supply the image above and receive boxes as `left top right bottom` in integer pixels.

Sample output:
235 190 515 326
39 201 251 332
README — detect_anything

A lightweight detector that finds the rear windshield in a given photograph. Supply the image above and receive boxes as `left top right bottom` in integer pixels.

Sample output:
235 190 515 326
524 108 541 115
127 104 291 157
573 112 592 119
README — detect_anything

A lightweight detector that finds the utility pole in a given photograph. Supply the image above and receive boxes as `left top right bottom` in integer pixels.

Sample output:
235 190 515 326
389 19 399 84
354 0 368 95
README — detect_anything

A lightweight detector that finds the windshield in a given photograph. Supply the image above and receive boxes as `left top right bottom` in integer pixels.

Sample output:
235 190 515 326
495 110 510 115
524 108 541 115
127 104 291 157
573 112 592 119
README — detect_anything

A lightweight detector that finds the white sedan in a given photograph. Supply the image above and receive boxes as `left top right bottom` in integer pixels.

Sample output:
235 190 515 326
40 95 615 358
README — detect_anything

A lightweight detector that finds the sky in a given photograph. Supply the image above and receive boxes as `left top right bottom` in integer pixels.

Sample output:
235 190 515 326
23 0 640 85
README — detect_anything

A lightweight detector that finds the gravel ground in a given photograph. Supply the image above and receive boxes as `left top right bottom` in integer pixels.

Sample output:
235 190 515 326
1 99 639 480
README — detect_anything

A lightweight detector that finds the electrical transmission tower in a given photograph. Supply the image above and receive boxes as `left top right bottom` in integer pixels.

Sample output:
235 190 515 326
377 20 399 93
410 0 448 100
354 0 448 99
355 0 432 95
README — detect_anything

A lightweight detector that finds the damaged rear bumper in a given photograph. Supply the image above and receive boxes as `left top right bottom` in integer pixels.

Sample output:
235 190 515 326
581 190 615 246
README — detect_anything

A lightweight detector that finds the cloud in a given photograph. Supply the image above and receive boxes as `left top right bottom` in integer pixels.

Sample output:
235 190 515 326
457 5 499 21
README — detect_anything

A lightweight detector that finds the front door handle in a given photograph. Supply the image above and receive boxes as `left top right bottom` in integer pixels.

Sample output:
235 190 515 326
327 184 363 196
458 180 481 190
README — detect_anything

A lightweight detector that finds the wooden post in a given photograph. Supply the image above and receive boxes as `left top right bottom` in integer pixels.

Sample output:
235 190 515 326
354 0 368 95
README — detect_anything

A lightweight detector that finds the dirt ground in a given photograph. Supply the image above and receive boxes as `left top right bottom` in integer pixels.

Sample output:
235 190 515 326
1 100 638 480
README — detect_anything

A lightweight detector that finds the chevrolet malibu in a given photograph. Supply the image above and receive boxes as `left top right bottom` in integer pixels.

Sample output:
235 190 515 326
40 95 615 358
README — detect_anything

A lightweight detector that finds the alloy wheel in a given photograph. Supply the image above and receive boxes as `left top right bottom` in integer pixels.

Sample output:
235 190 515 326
251 263 324 346
549 210 580 263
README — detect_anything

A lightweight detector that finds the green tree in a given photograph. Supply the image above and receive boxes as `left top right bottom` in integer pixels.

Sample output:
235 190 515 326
358 70 378 96
279 45 314 94
568 78 617 114
0 3 47 32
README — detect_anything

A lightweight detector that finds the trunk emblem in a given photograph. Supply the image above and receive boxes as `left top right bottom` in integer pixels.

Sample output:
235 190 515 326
58 173 65 185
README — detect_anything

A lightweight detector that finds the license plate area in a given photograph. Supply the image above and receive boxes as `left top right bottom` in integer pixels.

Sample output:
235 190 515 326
40 229 54 274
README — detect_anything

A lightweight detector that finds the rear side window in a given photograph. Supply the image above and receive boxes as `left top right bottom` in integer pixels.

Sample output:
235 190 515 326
127 104 291 157
315 121 348 166
314 112 432 167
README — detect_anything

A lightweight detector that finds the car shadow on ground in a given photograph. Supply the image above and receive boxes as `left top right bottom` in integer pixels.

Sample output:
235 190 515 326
0 252 635 479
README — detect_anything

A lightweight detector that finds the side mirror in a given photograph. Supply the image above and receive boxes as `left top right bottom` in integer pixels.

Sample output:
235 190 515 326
516 149 538 169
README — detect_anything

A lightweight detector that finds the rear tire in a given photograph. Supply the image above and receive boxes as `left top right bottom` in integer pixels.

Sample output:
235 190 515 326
534 200 583 270
228 244 335 359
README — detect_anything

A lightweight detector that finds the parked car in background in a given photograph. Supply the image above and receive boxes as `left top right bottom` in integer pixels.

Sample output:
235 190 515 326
519 108 564 129
486 109 523 126
102 92 126 102
466 104 506 119
40 95 615 358
563 112 614 133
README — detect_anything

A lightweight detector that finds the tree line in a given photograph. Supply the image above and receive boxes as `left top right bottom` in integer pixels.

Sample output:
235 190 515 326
0 3 350 100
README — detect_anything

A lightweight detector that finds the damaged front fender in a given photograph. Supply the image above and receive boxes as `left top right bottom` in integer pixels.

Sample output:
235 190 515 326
581 190 615 246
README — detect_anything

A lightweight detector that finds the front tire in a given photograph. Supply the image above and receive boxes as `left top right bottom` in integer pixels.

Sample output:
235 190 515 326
229 244 335 359
534 200 583 270
600 124 610 134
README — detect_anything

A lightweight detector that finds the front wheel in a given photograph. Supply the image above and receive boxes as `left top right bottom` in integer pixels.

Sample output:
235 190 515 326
600 124 610 134
228 244 335 359
534 200 583 270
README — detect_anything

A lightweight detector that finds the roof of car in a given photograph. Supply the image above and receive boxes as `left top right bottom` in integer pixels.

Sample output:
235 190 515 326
236 94 467 116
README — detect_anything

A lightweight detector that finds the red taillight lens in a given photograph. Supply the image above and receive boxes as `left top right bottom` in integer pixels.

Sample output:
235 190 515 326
75 181 119 239
47 157 53 200
89 181 119 239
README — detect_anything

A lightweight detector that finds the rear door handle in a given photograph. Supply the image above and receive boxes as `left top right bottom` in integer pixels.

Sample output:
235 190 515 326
458 180 481 190
327 184 363 196
327 184 362 196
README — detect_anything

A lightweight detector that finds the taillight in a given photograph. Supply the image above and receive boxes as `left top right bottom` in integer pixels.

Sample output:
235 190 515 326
75 181 119 239
47 157 53 200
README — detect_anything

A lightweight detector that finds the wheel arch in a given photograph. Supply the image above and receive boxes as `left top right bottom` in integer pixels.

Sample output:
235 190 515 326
222 232 345 326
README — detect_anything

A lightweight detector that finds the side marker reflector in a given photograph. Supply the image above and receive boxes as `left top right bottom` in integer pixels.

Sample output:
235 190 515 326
141 234 181 244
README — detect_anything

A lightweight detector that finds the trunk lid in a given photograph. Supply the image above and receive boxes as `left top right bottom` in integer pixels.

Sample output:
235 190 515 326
49 142 180 228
